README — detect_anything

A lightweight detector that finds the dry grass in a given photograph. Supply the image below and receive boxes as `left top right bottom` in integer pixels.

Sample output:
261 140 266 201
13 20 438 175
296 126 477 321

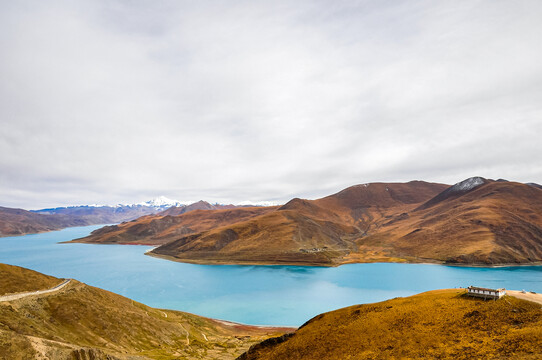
0 264 292 359
0 264 62 296
240 289 542 360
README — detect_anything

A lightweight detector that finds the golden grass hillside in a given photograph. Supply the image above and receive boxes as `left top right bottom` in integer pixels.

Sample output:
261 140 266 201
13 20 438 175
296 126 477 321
0 263 62 295
0 264 292 360
238 289 542 360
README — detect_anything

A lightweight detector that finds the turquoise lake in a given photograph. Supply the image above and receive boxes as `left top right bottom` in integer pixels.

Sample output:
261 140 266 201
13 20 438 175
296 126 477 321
1 225 541 327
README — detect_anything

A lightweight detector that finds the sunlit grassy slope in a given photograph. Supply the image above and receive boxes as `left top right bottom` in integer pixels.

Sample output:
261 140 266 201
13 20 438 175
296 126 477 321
0 263 62 295
0 264 291 360
239 289 542 360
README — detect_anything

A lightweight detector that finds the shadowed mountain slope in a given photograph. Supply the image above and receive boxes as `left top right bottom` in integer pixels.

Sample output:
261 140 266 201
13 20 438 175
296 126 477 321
238 289 542 360
0 264 292 360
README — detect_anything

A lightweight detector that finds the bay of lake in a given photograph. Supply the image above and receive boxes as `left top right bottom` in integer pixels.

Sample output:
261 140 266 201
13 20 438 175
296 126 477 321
1 225 541 327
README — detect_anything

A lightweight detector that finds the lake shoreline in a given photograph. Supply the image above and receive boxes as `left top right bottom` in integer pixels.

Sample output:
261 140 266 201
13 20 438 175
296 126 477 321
3 225 542 327
145 250 542 269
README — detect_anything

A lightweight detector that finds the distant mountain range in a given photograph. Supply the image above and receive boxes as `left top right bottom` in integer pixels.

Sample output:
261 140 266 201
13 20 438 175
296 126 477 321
31 195 186 214
73 177 542 266
0 204 157 237
0 197 248 237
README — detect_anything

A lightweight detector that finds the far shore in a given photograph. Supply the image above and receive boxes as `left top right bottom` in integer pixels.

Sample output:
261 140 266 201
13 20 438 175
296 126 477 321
211 318 297 332
144 251 542 268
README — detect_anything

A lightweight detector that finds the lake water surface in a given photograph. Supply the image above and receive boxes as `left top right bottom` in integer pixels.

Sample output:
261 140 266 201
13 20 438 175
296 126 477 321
1 225 541 326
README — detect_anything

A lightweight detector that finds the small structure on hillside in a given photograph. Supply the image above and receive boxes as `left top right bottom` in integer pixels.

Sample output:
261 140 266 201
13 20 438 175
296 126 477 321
467 286 506 299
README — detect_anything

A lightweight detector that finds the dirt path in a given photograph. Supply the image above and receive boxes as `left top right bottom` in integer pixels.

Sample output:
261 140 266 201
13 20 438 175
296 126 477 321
507 290 542 305
0 279 71 302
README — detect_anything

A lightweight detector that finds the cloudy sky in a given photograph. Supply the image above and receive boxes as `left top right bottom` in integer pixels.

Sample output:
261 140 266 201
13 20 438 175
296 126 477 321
1 0 541 209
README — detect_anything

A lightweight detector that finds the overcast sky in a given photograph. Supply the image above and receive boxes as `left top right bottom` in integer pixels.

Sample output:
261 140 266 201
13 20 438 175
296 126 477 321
1 0 541 209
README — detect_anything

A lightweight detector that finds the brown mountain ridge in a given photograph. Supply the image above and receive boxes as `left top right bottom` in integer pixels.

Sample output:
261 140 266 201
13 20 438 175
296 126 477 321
73 206 277 245
73 178 542 266
351 178 542 264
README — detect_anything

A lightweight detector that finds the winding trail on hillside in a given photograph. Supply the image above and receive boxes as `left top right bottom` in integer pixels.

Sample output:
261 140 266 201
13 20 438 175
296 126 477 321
0 279 71 302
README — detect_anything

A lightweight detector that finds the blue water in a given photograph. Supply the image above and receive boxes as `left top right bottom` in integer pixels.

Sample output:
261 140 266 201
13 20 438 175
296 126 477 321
1 225 542 326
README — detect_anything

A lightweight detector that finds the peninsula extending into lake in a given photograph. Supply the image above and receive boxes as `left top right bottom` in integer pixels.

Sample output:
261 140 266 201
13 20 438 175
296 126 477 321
70 177 542 267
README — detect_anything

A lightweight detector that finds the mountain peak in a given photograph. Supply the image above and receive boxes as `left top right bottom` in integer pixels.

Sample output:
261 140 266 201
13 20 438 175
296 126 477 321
138 196 184 208
417 177 489 210
450 177 486 193
526 182 542 190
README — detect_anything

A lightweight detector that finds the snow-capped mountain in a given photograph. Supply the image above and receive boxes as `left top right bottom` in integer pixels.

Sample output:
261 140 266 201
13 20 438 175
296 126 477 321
236 200 281 207
30 196 185 222
450 176 486 192
136 196 184 209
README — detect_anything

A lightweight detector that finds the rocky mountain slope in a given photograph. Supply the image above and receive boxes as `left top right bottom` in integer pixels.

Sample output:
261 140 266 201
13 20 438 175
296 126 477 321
238 289 542 360
0 264 292 360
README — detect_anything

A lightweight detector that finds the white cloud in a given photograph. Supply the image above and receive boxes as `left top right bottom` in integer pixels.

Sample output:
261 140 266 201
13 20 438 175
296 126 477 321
1 0 542 208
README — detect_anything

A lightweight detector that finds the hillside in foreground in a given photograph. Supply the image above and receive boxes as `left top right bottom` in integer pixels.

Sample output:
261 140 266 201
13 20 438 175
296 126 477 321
0 264 292 360
239 289 542 360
